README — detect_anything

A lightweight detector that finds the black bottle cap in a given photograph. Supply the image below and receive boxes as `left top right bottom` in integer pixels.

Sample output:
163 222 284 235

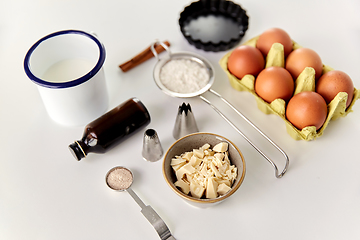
68 141 86 161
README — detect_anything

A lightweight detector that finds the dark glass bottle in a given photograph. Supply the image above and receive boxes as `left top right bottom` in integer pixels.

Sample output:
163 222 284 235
69 97 151 161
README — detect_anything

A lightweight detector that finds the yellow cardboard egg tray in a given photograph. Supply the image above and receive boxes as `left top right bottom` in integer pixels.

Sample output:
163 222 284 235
219 36 360 141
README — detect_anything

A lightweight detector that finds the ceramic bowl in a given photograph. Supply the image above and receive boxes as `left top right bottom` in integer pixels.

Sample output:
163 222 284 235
163 132 246 207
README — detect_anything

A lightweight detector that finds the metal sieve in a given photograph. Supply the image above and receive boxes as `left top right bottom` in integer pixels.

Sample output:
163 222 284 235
151 41 289 179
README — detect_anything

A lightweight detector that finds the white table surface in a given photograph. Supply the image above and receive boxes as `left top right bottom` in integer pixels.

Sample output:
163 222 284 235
1 0 360 239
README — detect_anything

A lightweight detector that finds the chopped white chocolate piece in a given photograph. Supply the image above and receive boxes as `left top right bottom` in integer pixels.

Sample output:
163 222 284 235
216 179 232 187
201 143 211 150
200 162 208 176
193 148 204 159
171 163 185 172
182 152 193 161
175 179 190 194
176 163 195 179
189 155 202 168
171 157 186 166
170 157 187 171
213 142 228 152
217 183 232 195
206 177 219 199
183 163 196 173
190 181 205 198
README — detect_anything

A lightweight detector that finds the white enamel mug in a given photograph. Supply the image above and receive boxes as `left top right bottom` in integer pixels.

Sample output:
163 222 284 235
24 30 109 126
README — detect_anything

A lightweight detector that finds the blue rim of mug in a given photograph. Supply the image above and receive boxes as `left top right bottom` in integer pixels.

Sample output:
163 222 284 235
23 29 106 89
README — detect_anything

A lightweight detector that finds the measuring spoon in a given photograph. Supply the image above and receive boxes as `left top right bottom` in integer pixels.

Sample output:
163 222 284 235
105 166 176 240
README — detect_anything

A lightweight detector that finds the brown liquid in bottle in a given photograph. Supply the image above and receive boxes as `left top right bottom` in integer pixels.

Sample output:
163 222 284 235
69 98 151 161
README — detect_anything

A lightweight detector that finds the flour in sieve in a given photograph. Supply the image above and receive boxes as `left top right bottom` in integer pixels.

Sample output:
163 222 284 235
159 59 210 94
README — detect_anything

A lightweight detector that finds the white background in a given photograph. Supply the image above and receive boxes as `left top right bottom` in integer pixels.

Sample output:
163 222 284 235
1 0 360 239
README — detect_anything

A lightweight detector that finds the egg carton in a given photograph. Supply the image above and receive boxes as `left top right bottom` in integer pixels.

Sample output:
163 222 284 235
219 36 360 141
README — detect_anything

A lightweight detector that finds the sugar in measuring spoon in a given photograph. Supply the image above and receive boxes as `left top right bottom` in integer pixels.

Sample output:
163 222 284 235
105 166 176 240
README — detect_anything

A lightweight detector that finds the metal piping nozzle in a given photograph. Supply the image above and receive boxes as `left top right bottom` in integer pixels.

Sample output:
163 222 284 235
142 129 164 162
173 103 199 140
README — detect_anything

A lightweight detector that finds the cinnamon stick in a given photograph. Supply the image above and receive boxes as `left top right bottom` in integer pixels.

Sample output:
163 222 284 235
119 41 171 72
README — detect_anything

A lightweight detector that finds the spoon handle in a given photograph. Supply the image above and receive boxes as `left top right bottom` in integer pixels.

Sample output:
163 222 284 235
141 205 176 240
126 188 146 209
126 188 176 240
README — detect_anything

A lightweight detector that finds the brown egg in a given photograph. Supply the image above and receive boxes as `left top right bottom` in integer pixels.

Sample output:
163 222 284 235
286 91 328 130
255 67 294 103
285 48 323 80
256 28 293 57
227 45 265 79
316 70 354 108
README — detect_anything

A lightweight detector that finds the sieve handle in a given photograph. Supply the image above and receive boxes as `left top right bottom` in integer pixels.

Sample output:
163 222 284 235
200 89 289 178
150 40 171 61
